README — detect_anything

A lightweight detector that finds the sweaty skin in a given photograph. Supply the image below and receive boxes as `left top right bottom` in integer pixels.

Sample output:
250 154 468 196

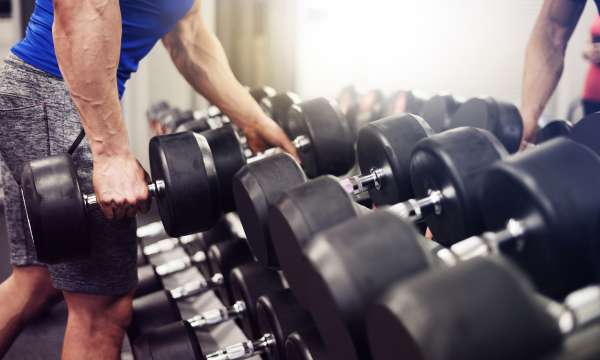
521 0 585 145
53 0 297 220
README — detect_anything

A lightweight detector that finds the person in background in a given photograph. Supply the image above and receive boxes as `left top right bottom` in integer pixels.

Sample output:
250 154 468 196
582 15 600 114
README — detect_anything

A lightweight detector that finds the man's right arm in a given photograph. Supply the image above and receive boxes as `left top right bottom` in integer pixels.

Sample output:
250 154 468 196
53 0 148 219
521 0 585 143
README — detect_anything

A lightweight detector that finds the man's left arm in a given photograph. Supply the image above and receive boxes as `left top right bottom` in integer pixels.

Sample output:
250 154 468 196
162 0 298 158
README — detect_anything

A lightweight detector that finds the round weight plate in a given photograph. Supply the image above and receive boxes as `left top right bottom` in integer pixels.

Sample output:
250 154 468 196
570 111 600 156
202 125 247 212
357 114 434 206
149 132 219 236
367 257 561 360
261 93 301 134
287 98 355 177
420 94 464 133
129 290 180 341
250 86 277 103
480 138 600 299
21 154 89 263
404 90 429 115
233 153 307 268
285 329 329 360
256 290 315 360
268 176 360 309
535 119 572 145
131 321 215 360
410 127 508 246
207 238 253 306
135 264 163 298
229 263 285 338
175 117 211 134
302 211 432 360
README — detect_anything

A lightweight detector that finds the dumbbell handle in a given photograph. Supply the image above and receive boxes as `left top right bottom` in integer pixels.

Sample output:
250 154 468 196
540 285 600 335
143 237 180 257
340 168 385 200
245 135 311 164
205 333 276 360
187 301 247 330
154 250 207 277
389 190 443 223
83 180 166 207
168 273 225 300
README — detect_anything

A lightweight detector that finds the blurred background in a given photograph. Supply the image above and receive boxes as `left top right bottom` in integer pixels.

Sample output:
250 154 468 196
0 0 596 167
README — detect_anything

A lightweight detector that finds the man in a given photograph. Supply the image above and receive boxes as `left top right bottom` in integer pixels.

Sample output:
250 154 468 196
0 0 297 358
521 0 600 144
582 15 600 114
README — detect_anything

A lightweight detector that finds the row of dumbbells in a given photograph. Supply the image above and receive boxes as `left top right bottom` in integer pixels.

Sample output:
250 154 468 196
20 85 600 359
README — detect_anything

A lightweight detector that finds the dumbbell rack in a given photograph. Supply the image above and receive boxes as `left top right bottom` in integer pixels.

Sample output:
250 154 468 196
130 216 261 360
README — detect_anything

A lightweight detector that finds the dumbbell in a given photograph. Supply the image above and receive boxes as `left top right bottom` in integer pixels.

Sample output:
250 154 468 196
568 111 600 156
135 231 242 299
293 138 600 360
385 89 429 116
260 92 302 135
419 94 465 133
268 126 508 305
452 96 524 153
285 328 329 360
129 261 285 341
133 289 316 360
368 257 600 360
149 97 355 237
535 119 572 144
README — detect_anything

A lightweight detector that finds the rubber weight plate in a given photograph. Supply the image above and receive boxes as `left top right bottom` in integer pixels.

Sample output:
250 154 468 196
268 176 360 309
149 132 219 236
256 290 315 360
409 127 508 245
207 238 253 306
129 290 180 341
419 94 464 133
535 119 572 145
21 154 89 263
452 97 523 153
233 153 307 268
357 114 434 206
367 257 561 360
132 321 217 360
303 211 433 360
287 98 355 177
229 263 286 338
570 111 600 156
479 138 600 299
260 92 301 135
286 328 329 360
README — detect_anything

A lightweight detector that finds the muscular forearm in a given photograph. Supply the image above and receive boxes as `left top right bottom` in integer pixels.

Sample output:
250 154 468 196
163 4 268 132
53 0 129 157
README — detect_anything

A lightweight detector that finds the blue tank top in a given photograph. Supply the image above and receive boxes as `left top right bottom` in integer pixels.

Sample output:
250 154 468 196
11 0 194 97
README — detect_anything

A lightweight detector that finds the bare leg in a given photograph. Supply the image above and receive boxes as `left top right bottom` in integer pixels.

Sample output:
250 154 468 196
62 290 133 360
0 265 61 357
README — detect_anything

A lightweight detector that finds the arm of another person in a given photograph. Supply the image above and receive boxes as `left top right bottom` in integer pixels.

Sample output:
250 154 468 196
53 0 149 219
521 0 586 143
162 0 298 159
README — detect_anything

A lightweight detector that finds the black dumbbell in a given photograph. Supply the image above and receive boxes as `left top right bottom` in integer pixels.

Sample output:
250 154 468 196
452 96 523 153
569 111 600 156
269 126 507 306
129 261 284 341
132 289 317 360
419 94 465 133
535 119 572 145
368 257 600 360
285 328 329 360
260 92 302 135
294 138 600 360
233 113 431 269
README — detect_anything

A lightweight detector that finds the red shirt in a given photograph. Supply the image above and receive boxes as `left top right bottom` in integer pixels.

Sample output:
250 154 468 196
583 16 600 101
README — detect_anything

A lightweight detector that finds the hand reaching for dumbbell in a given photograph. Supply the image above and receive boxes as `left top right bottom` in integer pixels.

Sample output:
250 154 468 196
241 116 300 162
92 151 151 220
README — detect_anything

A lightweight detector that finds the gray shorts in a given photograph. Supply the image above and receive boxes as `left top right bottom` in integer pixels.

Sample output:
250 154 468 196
0 54 137 296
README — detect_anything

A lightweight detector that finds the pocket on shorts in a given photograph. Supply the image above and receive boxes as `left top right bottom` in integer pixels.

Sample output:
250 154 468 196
0 93 50 182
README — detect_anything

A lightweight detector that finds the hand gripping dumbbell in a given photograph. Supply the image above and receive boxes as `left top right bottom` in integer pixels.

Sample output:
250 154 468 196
232 113 433 269
285 328 329 360
292 138 600 360
129 261 285 342
419 93 465 133
149 96 355 238
451 96 524 153
133 289 317 360
135 229 243 299
368 257 600 360
268 126 508 307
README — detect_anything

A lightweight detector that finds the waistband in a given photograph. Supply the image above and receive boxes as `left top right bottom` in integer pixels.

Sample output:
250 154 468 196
5 53 64 82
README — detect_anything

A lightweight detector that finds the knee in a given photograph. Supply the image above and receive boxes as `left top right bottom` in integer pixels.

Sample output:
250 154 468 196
64 291 134 334
7 265 60 305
